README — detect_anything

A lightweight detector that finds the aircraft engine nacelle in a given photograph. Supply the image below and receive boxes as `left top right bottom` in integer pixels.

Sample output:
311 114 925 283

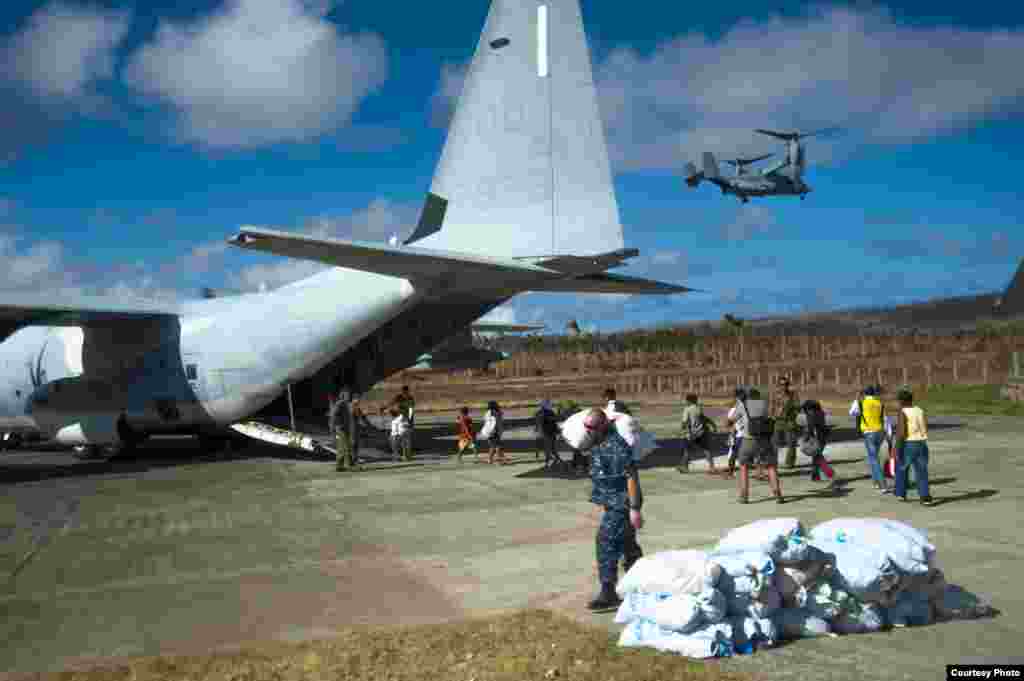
28 377 126 446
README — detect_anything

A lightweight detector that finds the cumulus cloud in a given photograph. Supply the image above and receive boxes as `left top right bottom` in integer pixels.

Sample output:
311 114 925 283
123 0 389 148
225 198 420 291
5 3 130 99
0 230 182 302
864 230 1017 265
0 3 130 161
590 6 1024 172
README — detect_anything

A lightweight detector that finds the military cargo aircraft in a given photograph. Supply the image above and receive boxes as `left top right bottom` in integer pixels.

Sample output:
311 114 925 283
0 0 692 458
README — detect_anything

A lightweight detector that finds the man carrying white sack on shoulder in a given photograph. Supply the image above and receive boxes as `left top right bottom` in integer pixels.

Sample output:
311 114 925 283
583 408 645 612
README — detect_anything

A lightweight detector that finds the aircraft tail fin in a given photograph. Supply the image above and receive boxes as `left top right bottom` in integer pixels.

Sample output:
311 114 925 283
702 152 720 180
405 0 624 259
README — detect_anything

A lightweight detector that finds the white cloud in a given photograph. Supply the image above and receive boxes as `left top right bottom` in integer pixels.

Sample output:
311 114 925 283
123 0 389 148
591 7 1024 172
5 3 130 99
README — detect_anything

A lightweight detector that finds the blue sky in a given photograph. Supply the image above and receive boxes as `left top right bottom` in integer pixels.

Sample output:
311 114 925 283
1 0 1023 333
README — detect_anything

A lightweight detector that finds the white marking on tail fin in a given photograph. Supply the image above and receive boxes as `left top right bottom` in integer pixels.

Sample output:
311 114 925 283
537 5 549 78
412 0 624 259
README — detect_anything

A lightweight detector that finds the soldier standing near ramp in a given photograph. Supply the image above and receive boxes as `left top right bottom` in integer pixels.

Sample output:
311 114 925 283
329 386 355 471
583 408 644 611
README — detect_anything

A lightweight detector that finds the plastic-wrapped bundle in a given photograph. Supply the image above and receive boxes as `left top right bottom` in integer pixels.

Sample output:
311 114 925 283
810 518 935 575
616 550 719 598
730 615 780 651
716 518 814 563
774 609 832 639
695 587 728 624
709 551 775 580
932 585 997 621
614 591 673 624
812 539 901 601
831 603 886 634
606 413 658 460
898 568 947 601
651 593 703 633
559 411 602 452
727 584 782 619
888 590 934 627
804 580 858 620
618 618 734 658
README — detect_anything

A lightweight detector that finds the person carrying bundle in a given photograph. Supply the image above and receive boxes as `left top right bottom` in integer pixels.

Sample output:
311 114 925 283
798 399 837 488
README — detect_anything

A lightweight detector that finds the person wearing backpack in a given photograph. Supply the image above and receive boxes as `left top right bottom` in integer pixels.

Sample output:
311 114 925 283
729 387 784 505
535 400 561 468
678 393 718 474
850 385 889 493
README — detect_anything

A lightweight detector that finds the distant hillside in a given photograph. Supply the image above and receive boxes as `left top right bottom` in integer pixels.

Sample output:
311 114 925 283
496 291 1024 355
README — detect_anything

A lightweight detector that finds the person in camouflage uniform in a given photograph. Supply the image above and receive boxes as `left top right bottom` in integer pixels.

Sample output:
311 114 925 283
584 408 644 611
773 377 801 469
329 386 355 471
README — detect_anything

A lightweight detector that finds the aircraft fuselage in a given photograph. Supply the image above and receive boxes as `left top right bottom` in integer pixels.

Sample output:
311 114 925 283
0 269 419 446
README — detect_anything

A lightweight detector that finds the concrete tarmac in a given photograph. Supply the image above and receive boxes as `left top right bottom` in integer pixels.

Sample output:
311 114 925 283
0 406 1019 679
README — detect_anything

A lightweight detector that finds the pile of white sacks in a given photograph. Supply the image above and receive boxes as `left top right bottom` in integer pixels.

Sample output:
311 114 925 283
615 517 995 658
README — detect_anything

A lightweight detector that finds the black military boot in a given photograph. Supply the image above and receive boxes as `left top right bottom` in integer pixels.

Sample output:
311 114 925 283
587 583 622 611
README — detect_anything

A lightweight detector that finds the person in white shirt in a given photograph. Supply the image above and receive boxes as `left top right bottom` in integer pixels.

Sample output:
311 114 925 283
389 408 412 462
727 387 765 482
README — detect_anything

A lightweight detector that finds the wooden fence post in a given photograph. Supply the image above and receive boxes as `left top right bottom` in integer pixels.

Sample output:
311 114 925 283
983 358 989 384
902 366 908 386
835 367 840 390
952 360 958 383
925 363 932 388
876 367 883 390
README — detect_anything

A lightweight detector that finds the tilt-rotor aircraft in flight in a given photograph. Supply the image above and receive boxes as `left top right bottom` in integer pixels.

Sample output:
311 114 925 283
0 0 692 457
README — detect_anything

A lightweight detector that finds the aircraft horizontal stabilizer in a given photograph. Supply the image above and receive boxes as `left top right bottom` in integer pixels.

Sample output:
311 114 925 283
229 228 561 284
229 228 691 297
0 292 180 343
525 272 696 295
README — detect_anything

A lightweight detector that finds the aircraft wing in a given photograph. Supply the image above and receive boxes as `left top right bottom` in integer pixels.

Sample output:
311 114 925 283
470 322 544 333
0 292 180 342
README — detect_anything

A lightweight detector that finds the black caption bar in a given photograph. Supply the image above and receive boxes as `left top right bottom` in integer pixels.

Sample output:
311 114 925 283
948 665 1024 680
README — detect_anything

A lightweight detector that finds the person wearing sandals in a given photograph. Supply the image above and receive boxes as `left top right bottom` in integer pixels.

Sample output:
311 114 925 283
731 387 784 505
893 389 934 506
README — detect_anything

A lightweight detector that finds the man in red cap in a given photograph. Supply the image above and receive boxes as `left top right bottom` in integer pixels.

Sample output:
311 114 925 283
583 408 645 611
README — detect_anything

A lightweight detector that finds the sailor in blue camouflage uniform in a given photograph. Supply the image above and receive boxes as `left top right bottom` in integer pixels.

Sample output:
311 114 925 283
583 408 644 611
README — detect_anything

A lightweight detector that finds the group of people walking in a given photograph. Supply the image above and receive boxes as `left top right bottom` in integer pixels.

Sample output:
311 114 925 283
677 377 933 506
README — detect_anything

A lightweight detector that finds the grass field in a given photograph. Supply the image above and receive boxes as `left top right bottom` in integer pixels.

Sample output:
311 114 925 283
916 384 1024 417
33 610 754 681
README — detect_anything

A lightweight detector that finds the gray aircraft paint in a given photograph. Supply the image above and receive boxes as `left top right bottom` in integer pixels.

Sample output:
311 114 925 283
0 0 687 448
415 0 624 258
